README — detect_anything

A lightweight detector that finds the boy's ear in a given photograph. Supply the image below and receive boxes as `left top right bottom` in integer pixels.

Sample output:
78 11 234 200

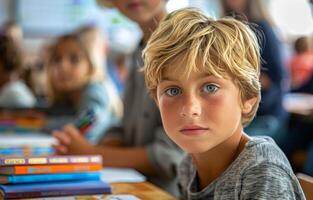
242 97 257 114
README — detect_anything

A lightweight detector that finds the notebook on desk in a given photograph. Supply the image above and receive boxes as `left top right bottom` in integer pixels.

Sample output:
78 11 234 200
100 167 146 183
0 133 56 148
0 133 56 156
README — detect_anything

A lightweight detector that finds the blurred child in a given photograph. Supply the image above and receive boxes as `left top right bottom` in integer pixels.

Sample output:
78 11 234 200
53 0 184 195
46 30 122 144
0 35 36 108
143 8 305 199
2 21 23 50
221 0 288 145
289 36 313 92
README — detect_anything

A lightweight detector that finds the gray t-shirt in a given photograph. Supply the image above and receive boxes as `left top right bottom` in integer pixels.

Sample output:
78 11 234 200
178 136 306 200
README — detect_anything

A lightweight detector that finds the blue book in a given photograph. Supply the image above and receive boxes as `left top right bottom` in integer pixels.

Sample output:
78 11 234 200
0 172 100 184
0 180 111 199
0 147 54 156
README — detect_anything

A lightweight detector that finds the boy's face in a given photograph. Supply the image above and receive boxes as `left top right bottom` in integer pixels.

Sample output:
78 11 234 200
155 61 255 154
110 0 166 23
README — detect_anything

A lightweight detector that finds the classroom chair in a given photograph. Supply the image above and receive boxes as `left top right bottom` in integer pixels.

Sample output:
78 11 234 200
297 173 313 200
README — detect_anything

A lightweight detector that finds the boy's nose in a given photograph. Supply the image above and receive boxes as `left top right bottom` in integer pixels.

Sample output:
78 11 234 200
180 94 201 118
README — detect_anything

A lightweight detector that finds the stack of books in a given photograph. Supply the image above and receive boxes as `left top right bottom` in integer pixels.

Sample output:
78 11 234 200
0 155 111 199
0 110 46 133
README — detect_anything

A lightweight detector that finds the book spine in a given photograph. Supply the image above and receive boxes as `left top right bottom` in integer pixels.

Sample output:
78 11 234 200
7 172 100 184
5 188 111 199
13 163 102 175
0 155 102 166
0 147 54 156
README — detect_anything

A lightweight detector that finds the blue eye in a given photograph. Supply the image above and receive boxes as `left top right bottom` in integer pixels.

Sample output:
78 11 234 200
165 87 181 96
203 84 218 93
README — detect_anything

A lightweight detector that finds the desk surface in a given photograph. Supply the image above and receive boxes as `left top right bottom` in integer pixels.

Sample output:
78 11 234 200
105 182 178 200
19 182 177 200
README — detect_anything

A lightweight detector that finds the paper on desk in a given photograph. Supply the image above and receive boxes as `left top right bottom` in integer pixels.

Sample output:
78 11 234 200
0 133 57 148
105 195 140 200
100 167 146 183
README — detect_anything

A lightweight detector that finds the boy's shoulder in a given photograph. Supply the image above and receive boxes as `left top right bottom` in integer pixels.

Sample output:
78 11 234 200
238 136 305 199
178 136 292 188
245 136 288 161
236 136 292 172
177 137 304 199
179 136 289 172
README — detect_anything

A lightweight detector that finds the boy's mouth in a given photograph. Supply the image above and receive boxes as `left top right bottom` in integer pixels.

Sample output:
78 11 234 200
179 125 209 136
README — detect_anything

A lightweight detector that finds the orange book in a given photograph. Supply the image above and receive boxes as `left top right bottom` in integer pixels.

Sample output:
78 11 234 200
0 163 102 175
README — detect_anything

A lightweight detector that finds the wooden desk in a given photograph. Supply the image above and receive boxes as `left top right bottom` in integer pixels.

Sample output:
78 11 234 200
20 182 178 200
71 182 178 200
104 182 178 200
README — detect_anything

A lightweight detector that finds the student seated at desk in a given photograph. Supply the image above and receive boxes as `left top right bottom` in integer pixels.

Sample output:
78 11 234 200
0 35 36 108
143 8 305 199
46 29 121 144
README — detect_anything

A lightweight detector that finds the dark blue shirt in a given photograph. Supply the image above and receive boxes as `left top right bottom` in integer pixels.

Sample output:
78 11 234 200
255 20 288 121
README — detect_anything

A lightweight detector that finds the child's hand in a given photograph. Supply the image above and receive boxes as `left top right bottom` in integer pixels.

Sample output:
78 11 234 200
52 124 97 155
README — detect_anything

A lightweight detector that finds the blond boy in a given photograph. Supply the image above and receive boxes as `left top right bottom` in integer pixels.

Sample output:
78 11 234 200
143 8 305 199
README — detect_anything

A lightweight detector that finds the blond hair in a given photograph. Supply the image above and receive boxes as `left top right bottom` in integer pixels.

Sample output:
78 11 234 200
143 8 261 127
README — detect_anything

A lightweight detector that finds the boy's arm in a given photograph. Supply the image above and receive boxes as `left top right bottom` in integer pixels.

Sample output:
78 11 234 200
94 145 157 176
99 126 184 178
98 135 124 147
241 163 305 200
53 124 157 176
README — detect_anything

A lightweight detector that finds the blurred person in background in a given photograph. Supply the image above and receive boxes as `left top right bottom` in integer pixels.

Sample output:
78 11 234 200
220 0 289 146
107 53 130 96
289 35 313 93
0 35 36 108
286 35 313 175
304 143 313 176
53 0 184 196
2 21 23 51
1 21 44 99
46 28 122 144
